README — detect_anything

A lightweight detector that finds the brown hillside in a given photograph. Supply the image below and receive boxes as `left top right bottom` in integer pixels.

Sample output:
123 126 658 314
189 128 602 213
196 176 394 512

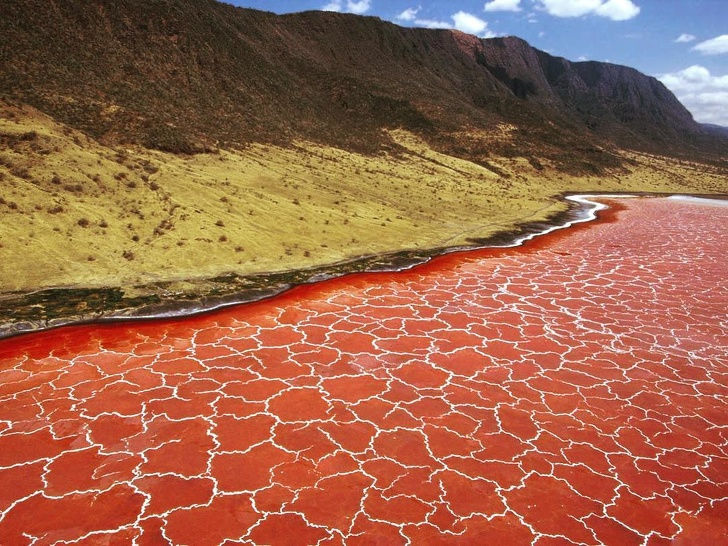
0 0 724 169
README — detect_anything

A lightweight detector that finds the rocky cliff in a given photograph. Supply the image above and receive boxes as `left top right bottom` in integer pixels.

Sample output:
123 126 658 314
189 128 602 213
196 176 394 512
0 0 723 167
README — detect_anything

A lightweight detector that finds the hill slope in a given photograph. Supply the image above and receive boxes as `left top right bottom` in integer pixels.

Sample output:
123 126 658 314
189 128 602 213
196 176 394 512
702 123 728 138
0 0 723 168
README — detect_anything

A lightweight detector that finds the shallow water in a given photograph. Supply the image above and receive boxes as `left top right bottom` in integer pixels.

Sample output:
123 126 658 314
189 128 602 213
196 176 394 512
0 197 726 544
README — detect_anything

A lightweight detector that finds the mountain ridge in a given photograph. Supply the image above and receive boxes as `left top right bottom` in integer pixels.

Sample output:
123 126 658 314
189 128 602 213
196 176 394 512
0 0 724 170
702 123 728 138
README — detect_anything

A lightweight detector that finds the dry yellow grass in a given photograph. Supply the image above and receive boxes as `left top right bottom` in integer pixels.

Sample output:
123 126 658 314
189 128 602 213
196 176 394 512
0 102 726 294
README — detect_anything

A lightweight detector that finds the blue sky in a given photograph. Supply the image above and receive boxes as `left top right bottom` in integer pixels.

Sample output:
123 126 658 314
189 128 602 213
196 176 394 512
229 0 728 124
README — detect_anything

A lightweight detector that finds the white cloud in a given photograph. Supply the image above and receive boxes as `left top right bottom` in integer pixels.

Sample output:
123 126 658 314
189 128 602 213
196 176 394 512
403 10 497 38
536 0 640 20
396 7 420 21
451 11 488 34
322 1 342 11
594 0 640 21
346 0 371 14
322 0 371 14
693 35 728 55
483 0 521 12
660 65 728 125
675 33 696 43
413 18 451 29
537 0 602 17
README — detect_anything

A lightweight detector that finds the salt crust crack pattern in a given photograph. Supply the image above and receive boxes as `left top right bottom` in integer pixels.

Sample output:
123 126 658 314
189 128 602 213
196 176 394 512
0 197 726 545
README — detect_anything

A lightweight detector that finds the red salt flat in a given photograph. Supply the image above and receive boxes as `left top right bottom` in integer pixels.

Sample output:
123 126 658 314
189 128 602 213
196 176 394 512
0 196 727 544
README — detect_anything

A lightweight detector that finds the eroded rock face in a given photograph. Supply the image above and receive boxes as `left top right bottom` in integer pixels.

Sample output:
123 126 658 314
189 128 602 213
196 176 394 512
0 197 726 544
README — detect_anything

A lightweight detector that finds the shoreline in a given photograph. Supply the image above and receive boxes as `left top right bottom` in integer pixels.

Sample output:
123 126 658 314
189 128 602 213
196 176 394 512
1 191 726 340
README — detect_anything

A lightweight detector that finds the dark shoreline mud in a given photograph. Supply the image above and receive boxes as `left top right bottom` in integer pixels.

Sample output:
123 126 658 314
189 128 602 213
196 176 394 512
1 192 725 340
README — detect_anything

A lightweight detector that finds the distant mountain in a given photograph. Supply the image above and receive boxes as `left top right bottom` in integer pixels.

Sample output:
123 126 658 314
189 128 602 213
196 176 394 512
701 123 728 138
0 0 724 168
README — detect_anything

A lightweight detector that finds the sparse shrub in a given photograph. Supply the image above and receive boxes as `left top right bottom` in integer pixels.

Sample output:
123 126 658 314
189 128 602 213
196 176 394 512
219 235 227 242
77 218 90 228
143 125 200 155
99 219 108 228
527 157 544 171
131 234 139 242
235 246 244 252
51 175 61 185
215 220 225 227
122 250 135 260
10 166 31 180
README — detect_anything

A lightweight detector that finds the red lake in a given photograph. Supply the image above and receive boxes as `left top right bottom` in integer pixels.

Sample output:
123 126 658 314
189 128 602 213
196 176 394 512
0 196 726 545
